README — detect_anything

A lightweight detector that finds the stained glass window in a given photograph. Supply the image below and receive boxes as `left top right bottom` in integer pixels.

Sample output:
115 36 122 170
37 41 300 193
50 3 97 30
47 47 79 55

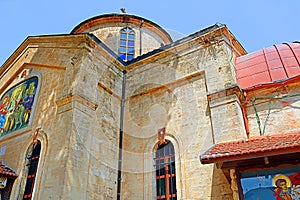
119 27 135 61
0 77 38 137
155 141 177 200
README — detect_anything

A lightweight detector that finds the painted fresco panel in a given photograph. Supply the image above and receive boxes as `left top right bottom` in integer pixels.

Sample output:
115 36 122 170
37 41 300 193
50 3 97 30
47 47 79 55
241 165 300 200
0 77 38 136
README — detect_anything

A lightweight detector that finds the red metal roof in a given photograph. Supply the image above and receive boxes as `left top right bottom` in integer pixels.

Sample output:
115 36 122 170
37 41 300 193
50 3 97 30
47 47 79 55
235 42 300 90
200 133 300 164
0 162 18 177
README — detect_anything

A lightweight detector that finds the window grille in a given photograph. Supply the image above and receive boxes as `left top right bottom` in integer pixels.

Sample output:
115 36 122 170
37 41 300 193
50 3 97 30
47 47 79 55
155 141 177 200
23 141 41 200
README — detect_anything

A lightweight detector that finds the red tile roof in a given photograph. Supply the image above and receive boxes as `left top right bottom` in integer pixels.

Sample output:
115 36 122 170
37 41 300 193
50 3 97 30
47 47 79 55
200 133 300 164
235 42 300 90
0 162 18 177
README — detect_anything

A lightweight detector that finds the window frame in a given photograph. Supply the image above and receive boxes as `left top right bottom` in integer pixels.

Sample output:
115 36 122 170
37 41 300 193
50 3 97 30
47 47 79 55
23 140 41 200
119 27 135 61
155 141 177 200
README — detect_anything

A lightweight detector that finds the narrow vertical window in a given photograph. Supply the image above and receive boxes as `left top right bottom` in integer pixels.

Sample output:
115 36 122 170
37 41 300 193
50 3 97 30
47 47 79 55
155 141 177 200
119 27 135 61
23 140 41 200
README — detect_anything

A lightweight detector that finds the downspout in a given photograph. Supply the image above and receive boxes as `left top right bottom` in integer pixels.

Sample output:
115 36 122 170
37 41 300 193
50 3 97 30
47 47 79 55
241 91 250 138
139 20 144 55
117 70 126 200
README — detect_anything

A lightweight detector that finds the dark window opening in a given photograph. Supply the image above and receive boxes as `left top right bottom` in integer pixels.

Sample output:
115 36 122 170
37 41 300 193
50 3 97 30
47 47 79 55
0 178 15 200
23 140 41 200
155 141 177 200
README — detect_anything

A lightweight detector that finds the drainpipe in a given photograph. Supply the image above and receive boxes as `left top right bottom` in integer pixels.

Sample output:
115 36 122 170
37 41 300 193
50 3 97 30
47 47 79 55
117 70 126 200
139 20 144 55
241 91 250 138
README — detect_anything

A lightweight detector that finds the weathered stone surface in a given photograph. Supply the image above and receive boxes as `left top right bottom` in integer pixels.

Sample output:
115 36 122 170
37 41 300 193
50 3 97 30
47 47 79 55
0 17 258 200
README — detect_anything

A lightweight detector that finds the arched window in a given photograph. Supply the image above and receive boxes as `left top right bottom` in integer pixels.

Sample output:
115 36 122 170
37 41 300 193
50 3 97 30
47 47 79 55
119 27 135 61
23 140 41 200
155 141 177 200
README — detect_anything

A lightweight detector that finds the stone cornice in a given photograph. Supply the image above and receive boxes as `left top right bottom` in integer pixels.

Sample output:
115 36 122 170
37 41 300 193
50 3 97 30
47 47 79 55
56 94 98 115
0 34 125 74
0 62 66 95
207 85 245 108
125 25 246 70
98 82 122 101
127 71 204 99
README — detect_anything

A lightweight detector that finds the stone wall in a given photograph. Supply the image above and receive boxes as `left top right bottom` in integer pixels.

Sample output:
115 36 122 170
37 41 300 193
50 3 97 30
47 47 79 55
0 26 249 200
121 33 244 199
246 82 300 137
0 35 123 199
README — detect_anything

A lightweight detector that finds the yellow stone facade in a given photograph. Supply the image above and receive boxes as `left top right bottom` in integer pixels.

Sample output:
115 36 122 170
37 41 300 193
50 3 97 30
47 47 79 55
1 13 299 200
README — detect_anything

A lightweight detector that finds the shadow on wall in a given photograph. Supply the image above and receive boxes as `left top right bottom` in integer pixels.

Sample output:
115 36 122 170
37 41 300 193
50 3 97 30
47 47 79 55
211 166 233 199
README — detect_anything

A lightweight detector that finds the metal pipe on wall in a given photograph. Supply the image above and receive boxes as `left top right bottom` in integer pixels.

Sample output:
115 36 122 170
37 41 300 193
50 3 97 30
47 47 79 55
117 70 126 200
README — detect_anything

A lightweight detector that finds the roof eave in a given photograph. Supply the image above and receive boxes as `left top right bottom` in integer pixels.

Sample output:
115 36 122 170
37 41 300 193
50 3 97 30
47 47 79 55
200 145 300 165
0 33 127 75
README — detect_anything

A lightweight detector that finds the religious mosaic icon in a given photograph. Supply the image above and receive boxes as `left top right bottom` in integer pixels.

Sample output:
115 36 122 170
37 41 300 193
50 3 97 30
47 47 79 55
0 76 38 136
241 169 300 200
273 174 300 200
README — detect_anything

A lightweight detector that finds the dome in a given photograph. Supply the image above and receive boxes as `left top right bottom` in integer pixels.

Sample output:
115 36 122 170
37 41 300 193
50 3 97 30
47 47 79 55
71 14 173 61
71 13 172 43
235 42 300 90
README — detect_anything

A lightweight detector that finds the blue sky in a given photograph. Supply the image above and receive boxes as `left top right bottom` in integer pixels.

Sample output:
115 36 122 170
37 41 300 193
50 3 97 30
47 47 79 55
0 0 299 66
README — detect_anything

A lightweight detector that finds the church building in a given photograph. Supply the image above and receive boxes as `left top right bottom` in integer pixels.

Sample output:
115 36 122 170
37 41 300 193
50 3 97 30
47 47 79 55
0 12 299 200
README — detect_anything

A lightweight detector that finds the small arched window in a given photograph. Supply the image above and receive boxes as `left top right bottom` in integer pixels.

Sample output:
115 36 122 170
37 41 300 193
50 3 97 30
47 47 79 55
23 140 41 200
119 27 135 61
155 141 177 200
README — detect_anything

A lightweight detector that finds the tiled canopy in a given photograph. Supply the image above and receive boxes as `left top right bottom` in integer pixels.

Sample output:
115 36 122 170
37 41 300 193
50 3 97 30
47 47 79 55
200 133 300 164
0 162 18 177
